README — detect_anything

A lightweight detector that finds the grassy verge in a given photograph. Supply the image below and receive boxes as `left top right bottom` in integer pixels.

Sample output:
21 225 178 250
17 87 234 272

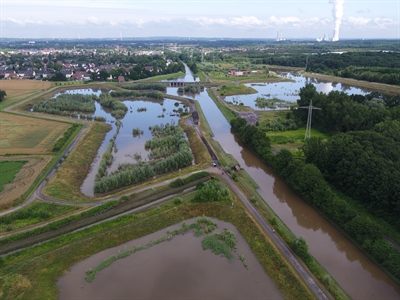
206 89 236 123
179 116 211 165
0 176 210 254
233 169 350 300
201 92 349 299
136 72 185 82
0 201 80 235
43 122 111 202
195 71 207 82
0 190 315 300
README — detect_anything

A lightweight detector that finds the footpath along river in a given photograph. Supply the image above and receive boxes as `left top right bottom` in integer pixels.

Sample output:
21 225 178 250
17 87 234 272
190 88 400 299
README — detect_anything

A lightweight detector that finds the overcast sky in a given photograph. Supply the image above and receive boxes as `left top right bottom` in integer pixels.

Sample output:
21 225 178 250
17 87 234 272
0 0 399 40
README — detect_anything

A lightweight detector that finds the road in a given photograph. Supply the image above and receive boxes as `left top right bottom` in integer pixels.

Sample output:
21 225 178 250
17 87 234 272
0 88 329 300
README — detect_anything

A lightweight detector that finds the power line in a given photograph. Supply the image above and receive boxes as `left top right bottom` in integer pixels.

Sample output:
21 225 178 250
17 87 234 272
297 100 321 140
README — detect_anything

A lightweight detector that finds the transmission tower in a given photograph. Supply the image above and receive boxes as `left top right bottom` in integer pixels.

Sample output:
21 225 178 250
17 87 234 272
298 100 321 140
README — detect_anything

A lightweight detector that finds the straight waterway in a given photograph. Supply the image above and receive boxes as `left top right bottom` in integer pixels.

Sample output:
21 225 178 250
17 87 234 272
192 88 400 299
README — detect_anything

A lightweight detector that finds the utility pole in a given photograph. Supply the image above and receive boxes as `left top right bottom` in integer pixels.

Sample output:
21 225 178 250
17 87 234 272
298 100 321 140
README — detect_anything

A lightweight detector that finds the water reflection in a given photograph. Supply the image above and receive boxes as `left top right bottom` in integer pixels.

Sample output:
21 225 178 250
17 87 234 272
223 72 373 110
162 62 200 83
196 88 400 299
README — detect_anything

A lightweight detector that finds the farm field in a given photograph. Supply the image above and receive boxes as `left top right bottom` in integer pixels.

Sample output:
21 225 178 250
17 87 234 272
0 155 53 207
0 161 27 192
0 80 51 109
0 113 69 155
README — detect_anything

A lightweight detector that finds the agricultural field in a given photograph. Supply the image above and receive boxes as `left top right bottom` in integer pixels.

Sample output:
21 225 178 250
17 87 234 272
0 113 69 155
0 80 51 109
0 161 27 192
0 156 52 207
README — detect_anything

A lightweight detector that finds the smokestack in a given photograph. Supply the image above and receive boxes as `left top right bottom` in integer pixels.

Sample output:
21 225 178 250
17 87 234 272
329 0 344 41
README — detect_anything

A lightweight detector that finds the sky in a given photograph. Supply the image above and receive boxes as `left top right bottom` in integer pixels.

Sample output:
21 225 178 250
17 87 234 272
0 0 399 40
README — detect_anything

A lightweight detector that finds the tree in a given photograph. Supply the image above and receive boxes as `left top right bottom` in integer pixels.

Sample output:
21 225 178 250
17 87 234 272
0 90 6 102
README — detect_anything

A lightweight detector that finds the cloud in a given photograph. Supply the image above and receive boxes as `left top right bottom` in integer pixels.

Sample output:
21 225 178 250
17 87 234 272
87 17 101 25
346 16 398 29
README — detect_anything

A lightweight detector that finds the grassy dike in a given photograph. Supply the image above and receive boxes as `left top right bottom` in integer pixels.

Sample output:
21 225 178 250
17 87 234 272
204 88 349 300
0 190 315 300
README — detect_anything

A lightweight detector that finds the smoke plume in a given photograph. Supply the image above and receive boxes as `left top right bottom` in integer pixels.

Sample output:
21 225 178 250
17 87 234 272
329 0 344 41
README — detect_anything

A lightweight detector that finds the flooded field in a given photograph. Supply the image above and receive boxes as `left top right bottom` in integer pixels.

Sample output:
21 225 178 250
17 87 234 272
57 219 283 299
223 72 373 110
53 89 189 196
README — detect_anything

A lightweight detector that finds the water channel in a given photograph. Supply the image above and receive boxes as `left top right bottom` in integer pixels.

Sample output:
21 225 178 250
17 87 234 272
62 68 400 298
187 86 400 299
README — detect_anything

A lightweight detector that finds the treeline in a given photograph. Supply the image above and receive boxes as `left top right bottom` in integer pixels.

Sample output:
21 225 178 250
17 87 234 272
306 52 400 84
178 85 204 93
94 123 193 193
293 84 400 133
230 116 400 281
110 90 164 100
169 171 209 187
302 128 400 229
52 124 80 152
120 83 166 91
33 94 96 115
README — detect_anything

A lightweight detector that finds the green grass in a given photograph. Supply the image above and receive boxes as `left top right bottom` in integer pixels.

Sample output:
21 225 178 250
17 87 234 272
0 192 316 300
0 201 80 234
267 127 329 152
135 72 185 82
217 84 257 96
0 161 27 192
195 71 207 82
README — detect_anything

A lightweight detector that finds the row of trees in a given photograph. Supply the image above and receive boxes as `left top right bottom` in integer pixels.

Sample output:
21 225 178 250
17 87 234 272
94 123 193 193
177 85 204 93
110 90 164 100
121 83 167 91
33 94 96 114
230 116 400 281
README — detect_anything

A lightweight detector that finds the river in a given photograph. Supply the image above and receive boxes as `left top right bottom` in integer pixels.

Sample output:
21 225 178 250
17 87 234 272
189 88 400 299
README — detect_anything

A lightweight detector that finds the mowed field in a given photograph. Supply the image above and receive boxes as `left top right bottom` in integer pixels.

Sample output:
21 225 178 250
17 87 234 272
0 80 51 109
0 113 69 154
0 155 53 207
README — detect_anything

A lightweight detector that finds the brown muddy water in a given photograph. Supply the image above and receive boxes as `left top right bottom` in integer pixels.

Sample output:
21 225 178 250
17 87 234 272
192 89 400 299
57 219 283 300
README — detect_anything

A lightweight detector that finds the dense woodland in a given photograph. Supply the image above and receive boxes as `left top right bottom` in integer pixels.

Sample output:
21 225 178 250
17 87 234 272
231 106 400 280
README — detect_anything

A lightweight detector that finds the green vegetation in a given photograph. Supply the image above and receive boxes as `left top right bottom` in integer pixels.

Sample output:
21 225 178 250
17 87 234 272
217 84 257 96
169 171 209 187
255 96 296 110
202 228 237 261
306 52 400 85
0 201 79 234
85 216 217 282
52 123 81 152
120 83 167 91
44 122 111 202
98 93 128 119
0 193 315 300
32 94 96 115
94 123 194 193
0 161 27 192
192 180 233 203
136 71 185 82
110 90 164 99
